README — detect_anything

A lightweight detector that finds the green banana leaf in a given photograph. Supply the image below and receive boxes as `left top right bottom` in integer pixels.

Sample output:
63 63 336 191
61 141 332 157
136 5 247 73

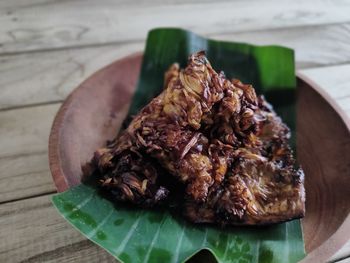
52 28 305 263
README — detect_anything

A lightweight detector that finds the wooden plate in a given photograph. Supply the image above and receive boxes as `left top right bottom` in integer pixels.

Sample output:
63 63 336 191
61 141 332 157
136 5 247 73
49 53 350 262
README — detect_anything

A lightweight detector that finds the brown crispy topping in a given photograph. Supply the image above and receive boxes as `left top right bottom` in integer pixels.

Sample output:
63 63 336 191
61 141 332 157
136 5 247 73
85 51 305 225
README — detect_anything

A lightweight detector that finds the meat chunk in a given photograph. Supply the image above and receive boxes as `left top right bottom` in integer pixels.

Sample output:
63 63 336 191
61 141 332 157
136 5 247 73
184 100 305 225
86 51 305 225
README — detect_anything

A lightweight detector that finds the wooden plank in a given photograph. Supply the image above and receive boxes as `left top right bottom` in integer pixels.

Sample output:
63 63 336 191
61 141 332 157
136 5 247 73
0 104 60 158
0 42 143 110
0 152 55 203
300 64 350 114
1 0 350 53
300 64 350 99
0 104 60 202
212 23 350 69
0 194 115 262
2 22 350 110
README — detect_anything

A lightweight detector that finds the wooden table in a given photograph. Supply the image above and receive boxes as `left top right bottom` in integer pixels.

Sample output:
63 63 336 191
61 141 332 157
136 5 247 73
0 1 349 262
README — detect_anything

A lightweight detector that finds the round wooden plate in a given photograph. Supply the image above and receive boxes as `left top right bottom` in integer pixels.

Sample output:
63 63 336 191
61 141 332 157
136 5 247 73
49 53 350 262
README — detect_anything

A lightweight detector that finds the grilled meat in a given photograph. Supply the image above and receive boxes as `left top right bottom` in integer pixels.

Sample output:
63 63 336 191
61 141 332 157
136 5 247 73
86 51 305 225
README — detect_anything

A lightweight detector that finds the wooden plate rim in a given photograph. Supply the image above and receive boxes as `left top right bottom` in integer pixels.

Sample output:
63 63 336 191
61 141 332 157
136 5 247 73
48 52 142 192
296 73 350 262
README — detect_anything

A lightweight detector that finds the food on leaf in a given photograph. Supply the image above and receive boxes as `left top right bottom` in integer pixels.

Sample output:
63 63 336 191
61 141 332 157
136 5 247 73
85 51 305 225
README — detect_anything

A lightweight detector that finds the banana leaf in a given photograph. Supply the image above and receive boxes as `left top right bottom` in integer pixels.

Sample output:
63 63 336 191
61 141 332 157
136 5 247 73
52 28 305 263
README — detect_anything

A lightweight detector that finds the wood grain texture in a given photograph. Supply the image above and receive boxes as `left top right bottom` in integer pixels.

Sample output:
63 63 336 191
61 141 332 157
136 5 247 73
213 22 350 69
0 42 143 110
0 104 60 202
296 78 350 262
297 68 350 263
0 194 115 262
0 152 55 203
0 104 60 158
2 22 350 110
300 64 350 116
298 70 350 262
1 0 350 53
